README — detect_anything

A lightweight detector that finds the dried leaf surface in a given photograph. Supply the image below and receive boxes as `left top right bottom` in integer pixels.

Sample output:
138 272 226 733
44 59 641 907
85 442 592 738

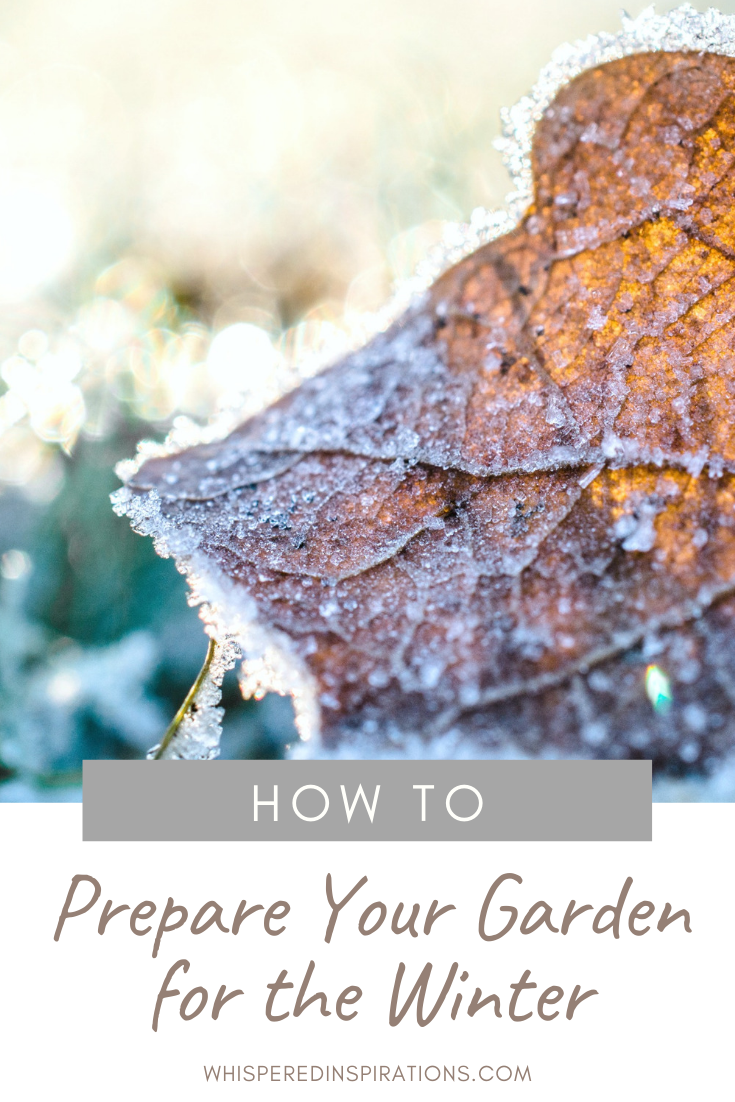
127 52 735 765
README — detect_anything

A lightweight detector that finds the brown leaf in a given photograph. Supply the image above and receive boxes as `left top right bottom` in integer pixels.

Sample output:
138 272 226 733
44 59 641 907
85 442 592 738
127 52 735 767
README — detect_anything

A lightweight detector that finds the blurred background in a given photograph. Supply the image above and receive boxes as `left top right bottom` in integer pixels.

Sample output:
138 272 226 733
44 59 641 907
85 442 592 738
0 1 724 799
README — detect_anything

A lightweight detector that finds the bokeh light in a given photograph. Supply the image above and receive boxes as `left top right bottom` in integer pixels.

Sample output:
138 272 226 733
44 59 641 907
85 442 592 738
1 549 31 580
207 323 279 401
645 665 673 715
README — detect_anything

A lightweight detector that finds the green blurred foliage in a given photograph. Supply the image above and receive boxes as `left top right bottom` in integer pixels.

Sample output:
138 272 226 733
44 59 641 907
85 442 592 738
0 423 294 801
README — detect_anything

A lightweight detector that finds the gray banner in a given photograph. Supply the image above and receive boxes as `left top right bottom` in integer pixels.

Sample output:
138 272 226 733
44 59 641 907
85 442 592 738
83 759 651 841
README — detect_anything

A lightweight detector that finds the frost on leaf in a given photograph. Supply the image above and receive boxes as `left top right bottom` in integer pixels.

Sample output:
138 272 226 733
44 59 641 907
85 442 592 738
146 637 240 760
121 52 735 767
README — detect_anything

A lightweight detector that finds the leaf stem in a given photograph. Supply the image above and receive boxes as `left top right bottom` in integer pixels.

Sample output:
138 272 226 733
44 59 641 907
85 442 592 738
153 637 217 760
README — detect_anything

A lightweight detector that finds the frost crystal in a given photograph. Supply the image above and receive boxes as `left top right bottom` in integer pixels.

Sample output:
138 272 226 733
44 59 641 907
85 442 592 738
147 637 240 760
